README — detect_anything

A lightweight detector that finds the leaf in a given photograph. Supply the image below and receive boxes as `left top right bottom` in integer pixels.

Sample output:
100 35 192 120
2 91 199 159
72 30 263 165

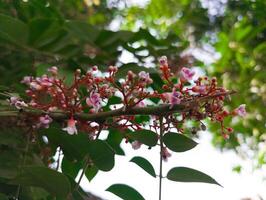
88 140 115 171
166 167 221 186
85 165 98 182
61 157 81 179
106 184 145 200
0 14 28 44
42 127 90 161
11 166 71 198
106 129 125 156
128 129 158 147
163 132 198 152
130 156 156 178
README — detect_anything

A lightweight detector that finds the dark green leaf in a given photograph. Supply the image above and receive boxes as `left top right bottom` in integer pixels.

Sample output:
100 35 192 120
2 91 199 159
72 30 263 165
130 156 156 178
40 125 90 161
163 132 198 152
11 166 71 198
85 165 98 182
106 184 145 200
167 167 221 186
106 129 125 156
128 129 158 147
88 140 115 171
61 157 81 179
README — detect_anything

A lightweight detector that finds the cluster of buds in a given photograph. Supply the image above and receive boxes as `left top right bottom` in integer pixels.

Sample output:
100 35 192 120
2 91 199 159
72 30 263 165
9 57 246 159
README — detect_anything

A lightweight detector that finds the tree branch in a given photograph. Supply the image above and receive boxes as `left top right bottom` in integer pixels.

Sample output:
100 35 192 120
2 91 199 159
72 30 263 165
0 91 235 122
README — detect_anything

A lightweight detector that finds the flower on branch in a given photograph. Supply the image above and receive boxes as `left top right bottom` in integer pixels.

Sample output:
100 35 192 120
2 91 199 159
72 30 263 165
180 67 195 82
234 104 247 117
9 97 28 109
62 118 78 135
131 141 142 150
36 114 53 129
7 56 245 155
86 92 101 113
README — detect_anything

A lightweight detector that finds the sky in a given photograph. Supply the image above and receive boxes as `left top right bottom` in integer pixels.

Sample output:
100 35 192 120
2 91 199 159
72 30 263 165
80 133 266 200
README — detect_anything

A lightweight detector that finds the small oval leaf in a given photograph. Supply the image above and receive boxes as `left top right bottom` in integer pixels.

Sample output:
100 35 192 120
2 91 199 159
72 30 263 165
106 184 145 200
130 156 156 178
129 130 158 147
167 167 221 186
11 166 71 198
163 132 198 152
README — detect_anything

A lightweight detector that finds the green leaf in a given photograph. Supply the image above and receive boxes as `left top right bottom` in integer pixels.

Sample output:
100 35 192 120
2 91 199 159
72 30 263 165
61 157 81 179
167 167 221 186
39 124 91 161
0 14 28 44
11 166 71 198
128 129 158 147
130 156 156 178
163 132 198 152
106 129 125 156
106 184 145 200
88 140 115 171
85 165 98 182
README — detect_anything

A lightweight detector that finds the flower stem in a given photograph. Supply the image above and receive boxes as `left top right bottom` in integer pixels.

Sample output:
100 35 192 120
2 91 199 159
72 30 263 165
159 116 164 200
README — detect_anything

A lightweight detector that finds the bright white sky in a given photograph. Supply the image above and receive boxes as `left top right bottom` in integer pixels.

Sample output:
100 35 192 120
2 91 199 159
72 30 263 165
80 133 266 200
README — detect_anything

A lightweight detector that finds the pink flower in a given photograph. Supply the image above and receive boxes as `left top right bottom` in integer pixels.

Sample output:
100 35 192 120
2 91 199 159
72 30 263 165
234 104 246 117
30 82 42 91
192 85 208 95
180 67 195 82
159 56 168 65
62 118 78 135
86 92 101 112
21 76 33 85
131 141 142 150
163 90 182 108
47 66 58 75
9 97 28 109
37 115 53 129
138 71 153 84
162 147 171 162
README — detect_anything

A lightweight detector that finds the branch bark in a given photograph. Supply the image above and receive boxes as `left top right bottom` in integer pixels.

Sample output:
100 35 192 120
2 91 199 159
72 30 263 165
0 91 235 122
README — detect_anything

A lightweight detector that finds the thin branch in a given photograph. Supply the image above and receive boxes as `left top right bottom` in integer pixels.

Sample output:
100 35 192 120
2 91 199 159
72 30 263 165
16 129 31 199
0 91 235 122
159 116 164 200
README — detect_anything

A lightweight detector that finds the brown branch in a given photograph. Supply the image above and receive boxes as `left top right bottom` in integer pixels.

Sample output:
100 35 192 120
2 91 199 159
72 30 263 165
0 91 235 122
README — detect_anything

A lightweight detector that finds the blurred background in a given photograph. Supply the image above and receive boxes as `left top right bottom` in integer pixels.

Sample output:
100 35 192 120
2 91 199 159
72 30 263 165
0 0 265 199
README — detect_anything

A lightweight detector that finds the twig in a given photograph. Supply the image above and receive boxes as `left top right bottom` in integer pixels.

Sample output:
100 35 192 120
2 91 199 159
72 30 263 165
0 91 235 122
159 116 164 200
15 129 31 199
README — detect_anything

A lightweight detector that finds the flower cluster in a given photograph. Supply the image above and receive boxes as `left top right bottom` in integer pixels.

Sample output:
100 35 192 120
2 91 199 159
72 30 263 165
9 57 246 159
